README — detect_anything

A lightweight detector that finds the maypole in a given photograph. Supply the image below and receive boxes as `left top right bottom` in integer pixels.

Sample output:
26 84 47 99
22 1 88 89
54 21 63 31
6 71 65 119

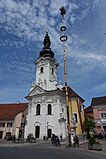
60 6 71 147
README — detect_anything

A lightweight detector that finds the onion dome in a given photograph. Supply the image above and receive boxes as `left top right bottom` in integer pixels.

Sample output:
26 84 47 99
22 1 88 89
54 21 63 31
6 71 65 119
39 32 54 58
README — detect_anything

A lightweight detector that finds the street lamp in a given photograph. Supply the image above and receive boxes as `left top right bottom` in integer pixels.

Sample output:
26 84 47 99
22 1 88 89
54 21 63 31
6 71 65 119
59 6 71 147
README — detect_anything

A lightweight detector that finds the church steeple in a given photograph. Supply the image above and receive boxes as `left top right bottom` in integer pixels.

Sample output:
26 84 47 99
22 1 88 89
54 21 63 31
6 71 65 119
39 32 54 58
35 32 59 91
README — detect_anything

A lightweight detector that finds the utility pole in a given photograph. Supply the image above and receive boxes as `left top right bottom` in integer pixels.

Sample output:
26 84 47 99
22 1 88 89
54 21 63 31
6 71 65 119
59 6 71 147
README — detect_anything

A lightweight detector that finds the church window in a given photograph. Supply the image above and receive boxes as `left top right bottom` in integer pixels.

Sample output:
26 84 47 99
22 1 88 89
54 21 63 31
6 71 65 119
52 68 54 74
80 105 82 112
48 104 52 115
36 104 40 115
73 113 78 123
40 67 44 73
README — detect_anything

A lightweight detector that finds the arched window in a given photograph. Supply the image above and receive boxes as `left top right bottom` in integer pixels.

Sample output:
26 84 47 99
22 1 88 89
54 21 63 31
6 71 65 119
48 104 52 115
40 67 44 73
52 68 54 74
36 104 40 115
74 113 78 123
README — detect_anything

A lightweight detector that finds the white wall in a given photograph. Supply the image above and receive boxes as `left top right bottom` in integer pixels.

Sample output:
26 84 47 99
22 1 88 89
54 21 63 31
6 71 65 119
25 91 67 140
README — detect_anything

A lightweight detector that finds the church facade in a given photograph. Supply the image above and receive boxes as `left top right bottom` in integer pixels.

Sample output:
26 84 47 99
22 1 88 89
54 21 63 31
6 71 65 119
25 32 67 140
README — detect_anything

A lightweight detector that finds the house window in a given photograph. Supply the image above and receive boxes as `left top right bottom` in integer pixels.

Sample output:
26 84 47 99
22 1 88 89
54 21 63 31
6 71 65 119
48 104 52 115
21 123 25 127
0 123 5 127
7 123 13 127
36 104 40 115
73 113 78 123
101 113 106 119
40 67 44 73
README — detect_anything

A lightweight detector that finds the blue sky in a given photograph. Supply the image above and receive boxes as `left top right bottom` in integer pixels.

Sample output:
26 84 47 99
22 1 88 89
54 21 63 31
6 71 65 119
0 0 106 107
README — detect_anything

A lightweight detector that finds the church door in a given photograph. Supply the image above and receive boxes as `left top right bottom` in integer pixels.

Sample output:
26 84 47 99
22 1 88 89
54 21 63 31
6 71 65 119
35 126 40 138
0 131 3 139
47 129 52 138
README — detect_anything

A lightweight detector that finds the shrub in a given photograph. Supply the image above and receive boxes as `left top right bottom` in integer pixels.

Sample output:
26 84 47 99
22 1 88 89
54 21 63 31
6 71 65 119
27 133 34 142
89 134 96 145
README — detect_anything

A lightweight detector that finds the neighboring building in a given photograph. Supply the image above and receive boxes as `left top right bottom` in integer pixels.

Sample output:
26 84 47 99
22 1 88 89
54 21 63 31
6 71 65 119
25 32 67 140
84 105 94 120
0 103 28 139
66 87 85 137
91 96 106 134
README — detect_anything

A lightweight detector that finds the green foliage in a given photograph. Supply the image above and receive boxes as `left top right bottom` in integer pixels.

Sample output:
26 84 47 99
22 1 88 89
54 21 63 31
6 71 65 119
89 134 95 145
83 118 95 132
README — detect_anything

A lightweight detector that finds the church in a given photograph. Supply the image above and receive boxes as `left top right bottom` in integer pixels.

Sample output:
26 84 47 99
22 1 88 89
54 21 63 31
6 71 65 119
25 32 67 140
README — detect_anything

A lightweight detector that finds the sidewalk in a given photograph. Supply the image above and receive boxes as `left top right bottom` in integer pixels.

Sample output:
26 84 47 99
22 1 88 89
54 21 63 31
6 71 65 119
0 139 51 147
78 139 106 154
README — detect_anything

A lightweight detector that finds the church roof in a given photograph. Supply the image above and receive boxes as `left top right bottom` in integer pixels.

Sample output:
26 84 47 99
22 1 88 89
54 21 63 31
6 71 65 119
63 86 85 102
39 32 54 58
0 103 28 119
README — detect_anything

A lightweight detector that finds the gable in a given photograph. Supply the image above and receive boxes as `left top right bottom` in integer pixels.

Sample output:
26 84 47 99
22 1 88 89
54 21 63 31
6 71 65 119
28 85 46 96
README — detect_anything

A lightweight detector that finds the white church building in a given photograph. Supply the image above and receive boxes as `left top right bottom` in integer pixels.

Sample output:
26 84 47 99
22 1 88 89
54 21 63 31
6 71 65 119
25 32 67 140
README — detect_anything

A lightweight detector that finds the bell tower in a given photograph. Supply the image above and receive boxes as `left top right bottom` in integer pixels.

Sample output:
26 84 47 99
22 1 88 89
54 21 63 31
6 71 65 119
35 32 59 90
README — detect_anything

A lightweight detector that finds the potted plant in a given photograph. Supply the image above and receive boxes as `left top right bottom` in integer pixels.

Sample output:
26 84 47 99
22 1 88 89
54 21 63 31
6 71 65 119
83 119 102 151
88 134 102 151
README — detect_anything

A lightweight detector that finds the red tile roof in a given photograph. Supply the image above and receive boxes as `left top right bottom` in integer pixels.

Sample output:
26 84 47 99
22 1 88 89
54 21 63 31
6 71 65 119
0 103 28 119
91 96 106 106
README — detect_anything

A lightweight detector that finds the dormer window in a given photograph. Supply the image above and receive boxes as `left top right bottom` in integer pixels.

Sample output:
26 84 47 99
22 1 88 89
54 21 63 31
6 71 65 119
40 67 44 73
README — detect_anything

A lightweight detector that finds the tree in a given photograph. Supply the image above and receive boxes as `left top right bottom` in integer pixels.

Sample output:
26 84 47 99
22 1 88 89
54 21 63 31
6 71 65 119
83 118 95 139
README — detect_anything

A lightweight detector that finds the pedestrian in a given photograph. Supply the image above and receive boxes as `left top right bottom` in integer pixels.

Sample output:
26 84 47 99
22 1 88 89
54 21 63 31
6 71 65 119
56 136 60 145
51 134 56 145
73 135 79 148
12 135 16 143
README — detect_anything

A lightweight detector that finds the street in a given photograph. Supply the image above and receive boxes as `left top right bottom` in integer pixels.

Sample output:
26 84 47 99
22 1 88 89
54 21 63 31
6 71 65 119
0 142 106 159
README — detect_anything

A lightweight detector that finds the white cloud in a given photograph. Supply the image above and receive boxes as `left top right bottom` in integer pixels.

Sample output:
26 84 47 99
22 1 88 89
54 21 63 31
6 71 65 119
0 0 93 42
75 52 106 65
89 82 106 93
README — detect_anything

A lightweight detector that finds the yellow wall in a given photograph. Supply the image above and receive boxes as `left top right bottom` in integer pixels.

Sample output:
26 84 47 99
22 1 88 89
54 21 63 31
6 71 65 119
69 97 85 135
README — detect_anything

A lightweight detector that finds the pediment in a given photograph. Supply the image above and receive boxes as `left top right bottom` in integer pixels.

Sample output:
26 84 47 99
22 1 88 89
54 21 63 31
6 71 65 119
28 85 45 96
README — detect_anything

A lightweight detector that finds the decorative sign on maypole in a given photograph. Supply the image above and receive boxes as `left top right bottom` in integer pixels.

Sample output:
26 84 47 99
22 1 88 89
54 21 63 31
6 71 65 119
59 6 71 147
